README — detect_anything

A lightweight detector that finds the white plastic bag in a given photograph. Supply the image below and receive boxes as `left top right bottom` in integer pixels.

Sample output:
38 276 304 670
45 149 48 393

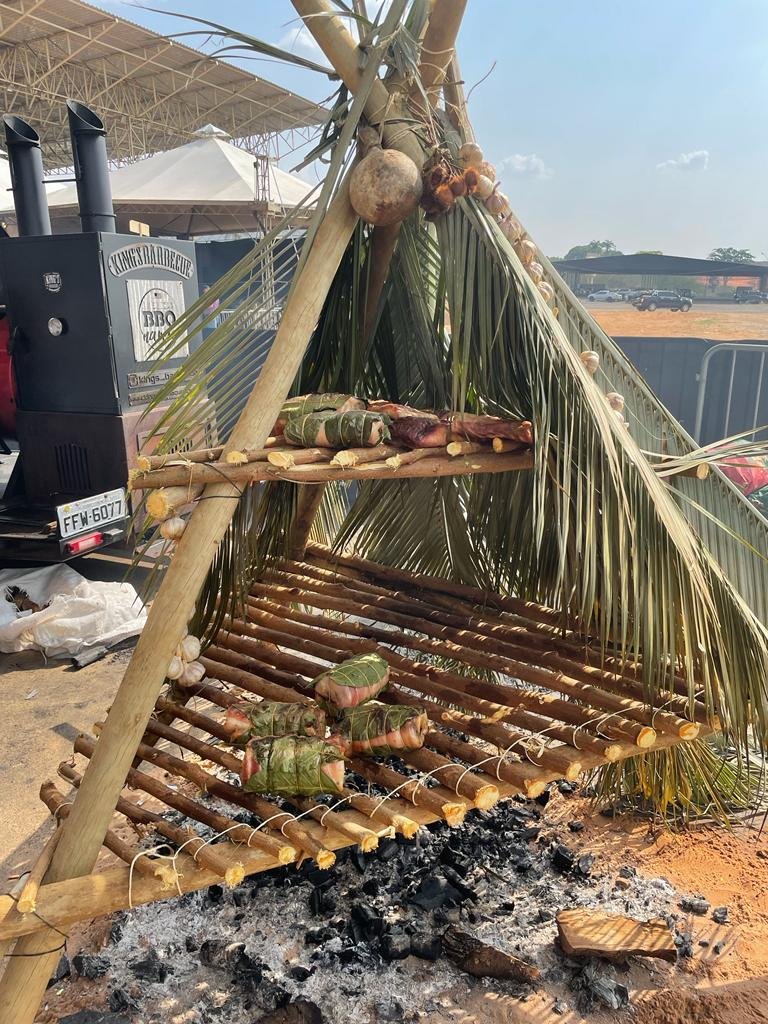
0 564 146 658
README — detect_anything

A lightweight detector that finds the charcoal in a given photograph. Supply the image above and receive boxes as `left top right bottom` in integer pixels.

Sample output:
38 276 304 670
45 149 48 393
410 875 461 911
552 844 576 873
288 964 313 982
577 854 595 877
410 934 442 961
309 888 335 916
305 927 336 946
568 821 584 833
571 961 629 1011
184 936 199 953
553 1000 569 1015
441 865 484 902
129 950 169 983
47 954 71 988
675 931 694 958
72 953 110 979
699 939 710 948
557 781 577 795
205 884 225 904
361 878 379 896
109 920 124 944
108 989 139 1013
712 906 729 925
258 979 291 1013
350 848 367 874
199 939 250 970
713 941 725 954
440 845 472 876
381 932 411 961
515 855 533 873
535 788 552 807
520 825 540 842
351 902 385 938
618 865 637 879
538 908 554 923
379 839 400 862
679 895 710 915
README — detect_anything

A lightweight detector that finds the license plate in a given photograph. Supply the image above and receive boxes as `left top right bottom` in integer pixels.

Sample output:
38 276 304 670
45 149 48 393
57 488 128 540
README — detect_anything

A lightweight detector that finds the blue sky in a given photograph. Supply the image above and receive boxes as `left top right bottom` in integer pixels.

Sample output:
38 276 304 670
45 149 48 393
105 0 768 258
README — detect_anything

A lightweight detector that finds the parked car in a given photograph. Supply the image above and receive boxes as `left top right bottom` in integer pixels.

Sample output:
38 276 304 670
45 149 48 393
587 289 622 302
633 290 692 311
623 288 652 302
733 288 767 304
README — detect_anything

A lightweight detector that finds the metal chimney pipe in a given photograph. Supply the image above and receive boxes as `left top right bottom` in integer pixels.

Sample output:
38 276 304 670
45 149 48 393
3 115 52 237
66 99 116 233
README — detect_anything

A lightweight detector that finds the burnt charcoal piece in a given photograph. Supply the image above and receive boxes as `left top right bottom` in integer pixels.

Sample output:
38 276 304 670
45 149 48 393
520 825 540 842
379 839 400 862
205 884 225 904
381 933 411 962
350 848 367 874
129 950 169 983
515 854 533 873
351 902 385 938
410 875 461 911
309 888 335 916
535 788 552 807
577 854 595 877
108 989 138 1014
674 931 694 958
699 939 710 948
258 980 291 1013
375 998 405 1022
552 844 576 873
72 953 110 980
199 939 253 970
305 927 336 946
254 1000 324 1024
47 954 71 988
410 934 442 961
713 941 725 954
568 821 585 833
440 846 472 876
557 781 577 795
441 866 483 902
712 906 729 925
288 964 313 982
679 896 711 915
553 1000 569 1015
184 936 199 953
618 866 637 879
361 878 379 896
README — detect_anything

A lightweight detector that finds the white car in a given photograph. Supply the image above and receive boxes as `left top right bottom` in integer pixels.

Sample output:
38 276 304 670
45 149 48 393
587 289 622 302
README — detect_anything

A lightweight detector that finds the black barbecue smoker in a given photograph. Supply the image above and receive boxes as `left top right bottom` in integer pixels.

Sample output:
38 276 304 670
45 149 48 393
0 102 203 560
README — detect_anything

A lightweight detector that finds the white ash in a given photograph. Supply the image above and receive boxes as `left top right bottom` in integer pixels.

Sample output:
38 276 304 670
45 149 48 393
74 794 686 1023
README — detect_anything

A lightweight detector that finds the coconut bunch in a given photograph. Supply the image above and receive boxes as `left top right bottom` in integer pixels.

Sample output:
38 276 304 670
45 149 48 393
456 143 556 309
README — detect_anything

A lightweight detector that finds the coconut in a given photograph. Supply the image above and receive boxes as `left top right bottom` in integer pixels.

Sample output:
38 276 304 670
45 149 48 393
349 128 422 227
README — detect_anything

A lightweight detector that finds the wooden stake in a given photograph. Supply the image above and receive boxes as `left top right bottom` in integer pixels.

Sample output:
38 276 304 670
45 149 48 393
288 484 327 560
16 829 62 917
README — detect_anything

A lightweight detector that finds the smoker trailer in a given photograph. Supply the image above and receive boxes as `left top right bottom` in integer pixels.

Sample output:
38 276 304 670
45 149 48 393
0 102 202 561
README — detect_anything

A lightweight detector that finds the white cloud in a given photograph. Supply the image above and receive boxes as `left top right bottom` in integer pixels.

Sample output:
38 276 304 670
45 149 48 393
499 153 554 180
656 149 709 172
278 24 323 58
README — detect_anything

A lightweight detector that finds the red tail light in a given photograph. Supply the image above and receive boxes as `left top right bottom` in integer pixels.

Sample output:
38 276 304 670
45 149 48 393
64 531 104 555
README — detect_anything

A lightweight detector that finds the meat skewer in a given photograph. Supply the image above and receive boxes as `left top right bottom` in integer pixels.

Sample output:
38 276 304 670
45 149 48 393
221 700 326 744
310 652 390 710
241 736 345 796
284 411 390 448
389 416 452 448
329 703 429 756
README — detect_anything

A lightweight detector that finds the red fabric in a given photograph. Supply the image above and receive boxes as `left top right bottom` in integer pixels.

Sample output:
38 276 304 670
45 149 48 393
717 455 768 497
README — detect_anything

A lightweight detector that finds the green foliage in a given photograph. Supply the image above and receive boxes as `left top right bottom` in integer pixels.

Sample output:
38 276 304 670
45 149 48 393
708 247 755 262
564 240 623 260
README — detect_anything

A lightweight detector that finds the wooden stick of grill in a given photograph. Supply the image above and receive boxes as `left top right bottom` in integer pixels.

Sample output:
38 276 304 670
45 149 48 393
385 448 435 468
400 747 499 809
267 448 334 470
85 732 333 869
330 444 401 468
39 781 178 889
306 545 706 698
212 628 584 779
244 593 657 749
424 731 548 797
16 829 62 916
143 713 380 855
280 554 703 709
57 762 242 884
136 439 282 472
252 572 695 741
130 450 534 490
347 757 467 826
68 738 296 870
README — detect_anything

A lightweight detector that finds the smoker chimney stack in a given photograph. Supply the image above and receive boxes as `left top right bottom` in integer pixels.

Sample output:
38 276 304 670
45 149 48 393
66 100 116 233
3 115 52 237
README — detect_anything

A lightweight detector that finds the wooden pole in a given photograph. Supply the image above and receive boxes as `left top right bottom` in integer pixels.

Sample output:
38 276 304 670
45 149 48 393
287 484 327 560
443 53 473 139
417 0 468 105
15 829 62 917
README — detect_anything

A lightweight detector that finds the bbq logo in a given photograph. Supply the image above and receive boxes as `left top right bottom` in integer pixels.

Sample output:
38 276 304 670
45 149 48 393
108 242 194 279
126 278 188 362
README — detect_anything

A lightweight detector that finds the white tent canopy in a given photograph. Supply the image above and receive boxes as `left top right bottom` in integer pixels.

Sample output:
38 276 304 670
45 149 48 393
0 133 315 237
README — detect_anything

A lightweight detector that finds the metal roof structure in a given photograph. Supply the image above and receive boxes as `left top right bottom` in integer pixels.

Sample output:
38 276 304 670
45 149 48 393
553 253 768 280
0 0 327 169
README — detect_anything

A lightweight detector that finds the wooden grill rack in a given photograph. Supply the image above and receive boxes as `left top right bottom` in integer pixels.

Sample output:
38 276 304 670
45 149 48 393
0 546 716 948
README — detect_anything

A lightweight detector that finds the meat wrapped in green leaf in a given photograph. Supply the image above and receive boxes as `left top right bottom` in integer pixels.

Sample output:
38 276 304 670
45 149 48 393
222 700 326 744
329 703 429 756
241 736 345 796
310 653 390 711
283 411 390 448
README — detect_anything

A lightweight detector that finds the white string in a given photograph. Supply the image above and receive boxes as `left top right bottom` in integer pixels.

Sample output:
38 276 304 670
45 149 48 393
127 844 180 909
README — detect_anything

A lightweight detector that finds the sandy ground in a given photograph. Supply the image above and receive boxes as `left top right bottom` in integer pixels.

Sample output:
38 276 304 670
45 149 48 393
586 301 768 341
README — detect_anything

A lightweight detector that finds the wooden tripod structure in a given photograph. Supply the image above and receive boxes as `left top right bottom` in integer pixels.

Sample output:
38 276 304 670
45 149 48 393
0 2 737 1019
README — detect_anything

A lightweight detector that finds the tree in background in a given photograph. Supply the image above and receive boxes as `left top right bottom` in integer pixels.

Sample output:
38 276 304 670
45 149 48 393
708 247 755 262
564 239 623 260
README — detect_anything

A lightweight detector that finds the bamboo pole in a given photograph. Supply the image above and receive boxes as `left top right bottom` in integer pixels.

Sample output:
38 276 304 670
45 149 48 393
417 0 468 105
130 450 534 490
